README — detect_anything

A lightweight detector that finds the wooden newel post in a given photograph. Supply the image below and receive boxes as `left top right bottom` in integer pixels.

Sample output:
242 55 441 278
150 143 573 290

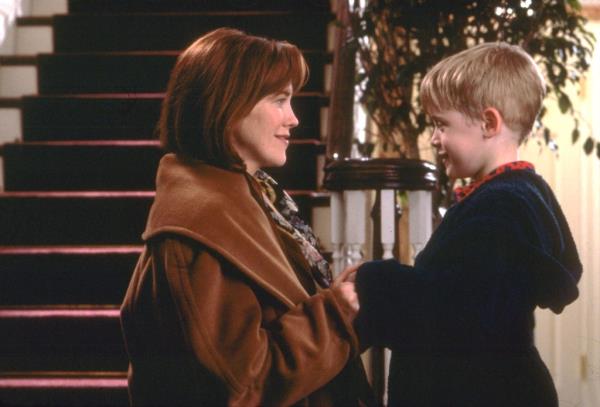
324 158 438 405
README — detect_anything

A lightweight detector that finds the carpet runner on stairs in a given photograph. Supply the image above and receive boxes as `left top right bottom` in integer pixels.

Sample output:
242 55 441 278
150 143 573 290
0 1 333 405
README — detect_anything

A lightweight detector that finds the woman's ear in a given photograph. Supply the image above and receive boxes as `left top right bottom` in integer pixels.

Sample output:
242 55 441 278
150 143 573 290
481 107 503 138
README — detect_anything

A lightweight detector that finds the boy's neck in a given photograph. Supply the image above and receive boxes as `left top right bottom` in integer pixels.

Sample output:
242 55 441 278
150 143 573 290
475 132 520 180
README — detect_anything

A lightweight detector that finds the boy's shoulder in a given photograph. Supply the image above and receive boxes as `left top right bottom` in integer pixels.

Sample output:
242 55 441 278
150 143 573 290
466 169 552 208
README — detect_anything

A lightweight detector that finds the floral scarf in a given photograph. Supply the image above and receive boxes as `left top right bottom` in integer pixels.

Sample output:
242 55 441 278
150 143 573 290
253 170 332 288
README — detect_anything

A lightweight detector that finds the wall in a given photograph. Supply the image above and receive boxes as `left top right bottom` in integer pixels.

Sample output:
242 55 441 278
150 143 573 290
521 18 600 407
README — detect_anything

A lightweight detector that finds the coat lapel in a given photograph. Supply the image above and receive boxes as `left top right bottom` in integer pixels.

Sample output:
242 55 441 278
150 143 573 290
142 154 309 308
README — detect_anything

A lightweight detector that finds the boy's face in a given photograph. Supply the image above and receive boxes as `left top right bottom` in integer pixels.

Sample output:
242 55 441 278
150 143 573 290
429 110 490 181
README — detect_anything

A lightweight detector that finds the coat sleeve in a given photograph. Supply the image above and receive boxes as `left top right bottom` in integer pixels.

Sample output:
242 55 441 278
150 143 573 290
355 202 539 351
152 236 359 406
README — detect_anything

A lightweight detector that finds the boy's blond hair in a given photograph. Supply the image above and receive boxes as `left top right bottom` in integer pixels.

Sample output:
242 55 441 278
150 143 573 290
420 42 546 143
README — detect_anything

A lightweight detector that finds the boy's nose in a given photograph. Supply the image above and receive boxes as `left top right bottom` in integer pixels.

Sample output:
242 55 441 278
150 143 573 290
430 131 440 148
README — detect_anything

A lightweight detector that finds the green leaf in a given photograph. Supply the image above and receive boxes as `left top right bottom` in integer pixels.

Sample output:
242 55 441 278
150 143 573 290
558 94 571 113
583 137 594 155
572 128 580 143
544 127 551 144
566 0 582 12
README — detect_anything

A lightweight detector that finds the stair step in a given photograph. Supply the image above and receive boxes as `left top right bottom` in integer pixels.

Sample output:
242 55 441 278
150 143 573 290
68 0 331 13
0 306 127 372
0 246 141 306
21 93 326 141
37 51 330 94
2 140 324 191
53 12 333 52
0 192 152 245
0 190 327 246
0 372 128 407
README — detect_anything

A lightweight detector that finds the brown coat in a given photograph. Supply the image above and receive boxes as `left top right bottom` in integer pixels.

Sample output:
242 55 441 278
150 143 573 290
120 154 372 406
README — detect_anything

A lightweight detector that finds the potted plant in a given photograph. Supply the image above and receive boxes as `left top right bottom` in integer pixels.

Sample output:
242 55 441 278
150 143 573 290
349 0 596 164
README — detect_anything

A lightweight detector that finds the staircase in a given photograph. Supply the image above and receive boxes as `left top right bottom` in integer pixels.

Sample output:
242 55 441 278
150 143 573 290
0 1 334 405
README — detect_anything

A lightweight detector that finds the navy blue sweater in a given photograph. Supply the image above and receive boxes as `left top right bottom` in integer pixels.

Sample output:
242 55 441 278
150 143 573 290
356 169 582 406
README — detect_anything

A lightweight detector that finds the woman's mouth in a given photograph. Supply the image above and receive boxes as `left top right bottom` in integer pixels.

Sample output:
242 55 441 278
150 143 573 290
276 135 290 145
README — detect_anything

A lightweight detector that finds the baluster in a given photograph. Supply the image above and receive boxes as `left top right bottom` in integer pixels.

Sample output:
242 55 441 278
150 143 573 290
408 190 433 260
343 190 366 267
330 191 344 277
380 189 395 260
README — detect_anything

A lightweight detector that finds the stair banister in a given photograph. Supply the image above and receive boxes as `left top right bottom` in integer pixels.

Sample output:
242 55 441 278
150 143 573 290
323 158 438 405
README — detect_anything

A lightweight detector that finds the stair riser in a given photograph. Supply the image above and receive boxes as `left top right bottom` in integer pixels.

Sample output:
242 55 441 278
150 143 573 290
21 95 325 141
0 387 129 407
38 52 329 94
1 315 126 371
0 196 152 245
0 252 139 305
2 143 323 191
0 192 326 246
53 13 332 52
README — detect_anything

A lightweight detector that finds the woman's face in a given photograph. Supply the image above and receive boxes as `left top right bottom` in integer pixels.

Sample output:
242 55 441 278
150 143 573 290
232 84 299 174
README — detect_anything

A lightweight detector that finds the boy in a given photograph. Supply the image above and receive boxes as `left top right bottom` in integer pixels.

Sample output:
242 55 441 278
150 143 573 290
353 42 582 406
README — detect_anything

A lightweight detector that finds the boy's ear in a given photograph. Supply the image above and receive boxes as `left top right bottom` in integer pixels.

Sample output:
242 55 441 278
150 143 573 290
481 107 503 137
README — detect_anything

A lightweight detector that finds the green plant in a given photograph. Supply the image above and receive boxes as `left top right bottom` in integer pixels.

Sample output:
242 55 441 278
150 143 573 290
350 0 596 160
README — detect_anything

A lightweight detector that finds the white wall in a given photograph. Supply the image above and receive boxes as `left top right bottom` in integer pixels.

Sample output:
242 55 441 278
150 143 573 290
0 0 66 190
521 19 600 407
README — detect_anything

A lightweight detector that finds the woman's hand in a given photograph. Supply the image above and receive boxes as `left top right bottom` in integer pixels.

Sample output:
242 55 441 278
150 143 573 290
334 263 361 284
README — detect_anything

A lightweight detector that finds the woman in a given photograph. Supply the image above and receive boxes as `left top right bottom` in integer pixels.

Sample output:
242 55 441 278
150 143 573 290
120 28 373 406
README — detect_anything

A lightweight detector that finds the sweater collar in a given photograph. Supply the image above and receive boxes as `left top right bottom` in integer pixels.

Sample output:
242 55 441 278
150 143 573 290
454 161 535 202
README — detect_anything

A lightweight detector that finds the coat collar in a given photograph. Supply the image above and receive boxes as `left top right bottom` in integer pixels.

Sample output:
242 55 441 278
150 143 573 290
142 154 308 308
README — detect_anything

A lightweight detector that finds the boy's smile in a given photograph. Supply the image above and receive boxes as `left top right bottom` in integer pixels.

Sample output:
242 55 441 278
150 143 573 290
430 109 491 181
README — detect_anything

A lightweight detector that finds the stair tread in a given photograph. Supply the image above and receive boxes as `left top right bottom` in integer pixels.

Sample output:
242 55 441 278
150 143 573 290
0 245 143 255
0 55 37 65
0 305 119 315
8 138 323 146
67 0 331 13
0 190 326 197
26 91 328 98
0 372 127 389
55 10 333 17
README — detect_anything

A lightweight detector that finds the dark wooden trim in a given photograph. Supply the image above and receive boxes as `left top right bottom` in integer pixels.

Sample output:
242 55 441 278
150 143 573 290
16 16 53 26
0 55 37 65
323 158 438 191
0 98 22 108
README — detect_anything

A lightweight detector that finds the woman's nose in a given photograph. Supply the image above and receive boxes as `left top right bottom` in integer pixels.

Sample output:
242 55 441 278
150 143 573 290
286 107 299 128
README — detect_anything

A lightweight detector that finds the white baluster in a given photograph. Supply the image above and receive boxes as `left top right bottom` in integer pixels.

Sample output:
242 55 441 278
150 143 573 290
343 190 367 267
408 190 433 260
330 191 344 277
380 189 395 260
